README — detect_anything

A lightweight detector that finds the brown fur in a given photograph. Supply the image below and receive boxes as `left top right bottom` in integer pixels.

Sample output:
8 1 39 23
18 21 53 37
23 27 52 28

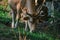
20 0 48 32
8 0 48 32
8 0 36 32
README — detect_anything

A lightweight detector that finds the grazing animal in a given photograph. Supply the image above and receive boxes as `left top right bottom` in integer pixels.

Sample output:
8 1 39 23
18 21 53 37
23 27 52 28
8 0 37 32
8 0 48 32
20 0 48 32
21 0 48 32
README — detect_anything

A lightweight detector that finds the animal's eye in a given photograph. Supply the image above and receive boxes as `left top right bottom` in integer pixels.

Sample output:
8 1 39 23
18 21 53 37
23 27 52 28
40 11 44 15
41 11 43 13
40 11 45 16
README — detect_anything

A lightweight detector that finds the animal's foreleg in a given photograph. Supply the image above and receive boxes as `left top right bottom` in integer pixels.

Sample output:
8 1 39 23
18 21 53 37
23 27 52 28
25 21 28 31
28 21 35 32
11 10 15 28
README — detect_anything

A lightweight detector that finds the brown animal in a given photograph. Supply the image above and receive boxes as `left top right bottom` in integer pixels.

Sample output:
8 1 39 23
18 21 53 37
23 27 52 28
20 0 48 32
8 0 37 32
8 0 48 32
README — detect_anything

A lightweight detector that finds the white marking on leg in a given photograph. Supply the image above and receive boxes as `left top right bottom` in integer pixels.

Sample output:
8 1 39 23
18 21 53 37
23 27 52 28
28 21 33 32
15 14 19 28
25 21 28 31
12 11 15 28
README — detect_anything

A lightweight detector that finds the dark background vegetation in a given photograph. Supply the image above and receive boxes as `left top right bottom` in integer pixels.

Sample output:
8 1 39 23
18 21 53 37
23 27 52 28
0 0 60 40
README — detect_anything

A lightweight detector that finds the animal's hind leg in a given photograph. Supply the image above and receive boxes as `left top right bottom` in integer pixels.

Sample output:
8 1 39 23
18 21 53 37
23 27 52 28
15 11 20 28
15 13 20 28
25 21 28 31
15 3 21 28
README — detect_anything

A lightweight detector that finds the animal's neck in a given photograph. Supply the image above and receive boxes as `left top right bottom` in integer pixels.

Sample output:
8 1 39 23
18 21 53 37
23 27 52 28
26 0 32 14
21 0 37 17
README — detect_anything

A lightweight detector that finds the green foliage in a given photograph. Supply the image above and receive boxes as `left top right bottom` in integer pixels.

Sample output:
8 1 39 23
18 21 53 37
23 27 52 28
54 10 60 18
0 4 60 40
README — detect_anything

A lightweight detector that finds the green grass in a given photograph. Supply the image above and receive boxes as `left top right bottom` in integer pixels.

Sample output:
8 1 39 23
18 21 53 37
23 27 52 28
0 6 60 40
0 23 55 40
0 22 60 40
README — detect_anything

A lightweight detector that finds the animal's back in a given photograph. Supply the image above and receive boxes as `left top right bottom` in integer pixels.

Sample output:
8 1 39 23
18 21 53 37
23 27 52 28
8 0 21 10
